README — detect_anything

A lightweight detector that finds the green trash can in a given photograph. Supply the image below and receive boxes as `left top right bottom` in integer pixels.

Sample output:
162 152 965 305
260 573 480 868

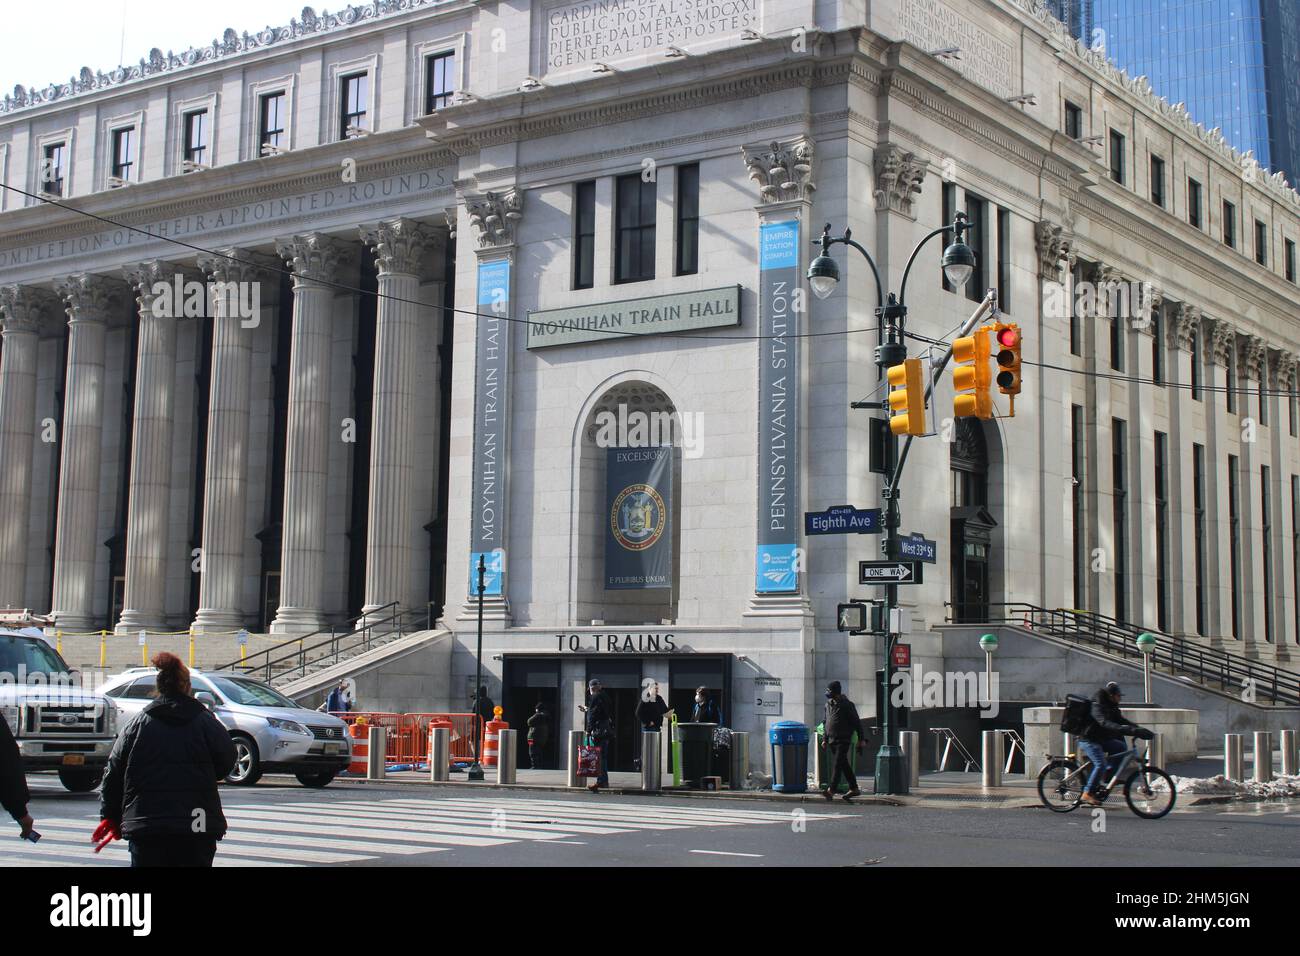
815 721 859 793
675 722 717 788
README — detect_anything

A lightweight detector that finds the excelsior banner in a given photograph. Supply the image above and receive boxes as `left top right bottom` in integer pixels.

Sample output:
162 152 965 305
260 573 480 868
605 446 674 589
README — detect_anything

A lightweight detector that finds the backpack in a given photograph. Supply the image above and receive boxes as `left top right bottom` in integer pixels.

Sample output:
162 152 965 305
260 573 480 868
1060 694 1091 734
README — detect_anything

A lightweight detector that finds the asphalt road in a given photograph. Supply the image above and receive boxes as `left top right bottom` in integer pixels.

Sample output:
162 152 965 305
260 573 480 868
9 773 1300 867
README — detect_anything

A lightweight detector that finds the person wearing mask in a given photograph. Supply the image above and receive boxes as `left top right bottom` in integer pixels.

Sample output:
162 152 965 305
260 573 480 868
96 653 237 866
691 686 722 724
526 702 550 770
579 678 613 790
1 711 34 841
821 681 863 801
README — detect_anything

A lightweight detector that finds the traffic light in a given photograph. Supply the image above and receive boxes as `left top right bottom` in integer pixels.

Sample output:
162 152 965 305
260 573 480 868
995 323 1022 396
952 328 992 419
887 357 927 436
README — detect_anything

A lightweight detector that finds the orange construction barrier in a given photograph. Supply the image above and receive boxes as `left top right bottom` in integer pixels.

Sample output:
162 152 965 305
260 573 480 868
482 719 507 767
348 720 369 775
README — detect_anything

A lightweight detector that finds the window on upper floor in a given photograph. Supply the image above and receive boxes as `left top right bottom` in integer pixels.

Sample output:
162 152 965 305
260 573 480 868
1109 129 1125 185
259 92 287 152
1150 155 1165 208
183 110 208 168
675 163 699 277
573 180 596 291
425 51 456 114
111 127 134 183
340 73 368 139
1287 239 1297 283
41 142 66 196
964 192 988 305
1188 178 1202 229
1255 219 1268 266
997 207 1011 314
614 173 656 284
1064 101 1082 139
1223 199 1236 248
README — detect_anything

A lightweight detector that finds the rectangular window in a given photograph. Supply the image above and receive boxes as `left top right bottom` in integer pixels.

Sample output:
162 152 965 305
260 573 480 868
1193 444 1207 635
1150 155 1165 208
965 193 988 304
572 180 595 290
1064 101 1082 139
1254 219 1268 266
259 92 286 151
1293 477 1300 645
111 127 134 182
614 173 656 284
1072 405 1086 609
1191 325 1202 401
183 110 208 167
1229 454 1241 639
340 72 368 138
41 141 65 196
1226 347 1237 414
1290 385 1298 438
1113 418 1128 622
1223 199 1236 248
1109 129 1125 184
1188 179 1203 228
1259 378 1268 426
1262 466 1274 643
1151 308 1163 385
997 208 1011 314
1110 313 1124 371
675 163 699 277
1069 264 1082 357
424 51 456 114
1286 239 1297 283
1155 431 1169 632
941 183 956 292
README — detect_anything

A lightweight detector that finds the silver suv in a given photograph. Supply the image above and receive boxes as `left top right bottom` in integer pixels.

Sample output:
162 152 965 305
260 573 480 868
100 668 351 787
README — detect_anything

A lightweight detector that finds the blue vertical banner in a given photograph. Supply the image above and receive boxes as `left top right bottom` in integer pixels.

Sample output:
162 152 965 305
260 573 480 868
755 220 801 593
469 257 511 597
605 446 674 589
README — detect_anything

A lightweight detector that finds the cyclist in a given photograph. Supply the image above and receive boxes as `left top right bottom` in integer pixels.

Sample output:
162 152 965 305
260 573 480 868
1079 681 1153 806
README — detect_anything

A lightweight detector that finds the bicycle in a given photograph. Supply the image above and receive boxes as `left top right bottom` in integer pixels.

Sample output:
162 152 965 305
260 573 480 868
1036 736 1177 819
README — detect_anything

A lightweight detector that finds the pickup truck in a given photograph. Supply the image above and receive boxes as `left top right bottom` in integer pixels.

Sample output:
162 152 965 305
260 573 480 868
0 627 118 792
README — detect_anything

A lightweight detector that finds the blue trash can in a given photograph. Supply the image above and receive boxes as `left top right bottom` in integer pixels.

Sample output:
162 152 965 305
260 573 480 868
769 721 810 793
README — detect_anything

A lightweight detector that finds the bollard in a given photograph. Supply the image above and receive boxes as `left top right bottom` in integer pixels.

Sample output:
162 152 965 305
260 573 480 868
981 731 1004 788
496 729 517 785
1281 730 1298 777
566 729 584 788
429 726 450 782
1224 734 1244 780
899 731 921 788
1063 732 1077 758
99 630 107 668
1147 732 1165 769
366 725 386 780
1253 731 1273 783
641 731 662 791
730 731 749 789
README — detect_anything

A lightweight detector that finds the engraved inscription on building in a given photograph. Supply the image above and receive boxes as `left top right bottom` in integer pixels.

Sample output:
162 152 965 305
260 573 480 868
899 0 1015 98
545 0 760 71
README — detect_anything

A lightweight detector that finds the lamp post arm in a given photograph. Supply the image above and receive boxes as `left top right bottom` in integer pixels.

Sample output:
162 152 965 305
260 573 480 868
898 224 956 308
839 236 886 312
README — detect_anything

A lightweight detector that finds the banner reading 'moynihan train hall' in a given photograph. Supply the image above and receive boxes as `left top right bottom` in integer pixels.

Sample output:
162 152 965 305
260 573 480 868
605 446 674 589
469 257 511 597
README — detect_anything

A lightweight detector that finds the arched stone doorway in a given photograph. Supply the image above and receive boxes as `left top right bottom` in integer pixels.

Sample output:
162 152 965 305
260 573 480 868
949 417 1001 622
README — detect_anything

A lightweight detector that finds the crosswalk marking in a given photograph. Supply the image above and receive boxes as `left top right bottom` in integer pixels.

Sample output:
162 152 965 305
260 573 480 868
6 794 845 867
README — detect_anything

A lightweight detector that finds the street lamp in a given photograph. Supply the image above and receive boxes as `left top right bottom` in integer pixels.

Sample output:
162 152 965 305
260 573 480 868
807 213 975 796
1136 632 1156 704
979 633 998 706
467 554 487 782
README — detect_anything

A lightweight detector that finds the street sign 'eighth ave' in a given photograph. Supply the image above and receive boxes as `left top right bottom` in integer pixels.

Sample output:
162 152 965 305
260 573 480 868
858 561 924 585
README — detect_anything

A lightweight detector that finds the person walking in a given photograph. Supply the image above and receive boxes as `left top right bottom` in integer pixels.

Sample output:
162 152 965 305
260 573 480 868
821 681 863 801
526 702 550 770
579 678 614 791
96 652 237 866
1 711 34 841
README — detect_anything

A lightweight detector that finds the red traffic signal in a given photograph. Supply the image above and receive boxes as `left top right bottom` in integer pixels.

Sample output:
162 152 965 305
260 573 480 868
994 323 1022 396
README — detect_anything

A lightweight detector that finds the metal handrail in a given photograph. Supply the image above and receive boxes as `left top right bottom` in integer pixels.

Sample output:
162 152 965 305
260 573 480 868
944 602 1300 706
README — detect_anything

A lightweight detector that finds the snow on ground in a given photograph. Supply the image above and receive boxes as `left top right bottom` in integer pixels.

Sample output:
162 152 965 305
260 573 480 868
1164 774 1300 798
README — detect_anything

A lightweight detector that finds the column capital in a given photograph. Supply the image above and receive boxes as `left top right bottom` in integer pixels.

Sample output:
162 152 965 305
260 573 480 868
873 143 927 218
275 233 349 284
443 206 458 240
1205 316 1236 367
1270 349 1298 390
464 189 523 248
359 217 440 277
741 136 815 206
55 273 126 324
1035 219 1075 281
0 284 60 333
121 260 185 313
197 247 271 285
1241 333 1268 381
1174 302 1202 352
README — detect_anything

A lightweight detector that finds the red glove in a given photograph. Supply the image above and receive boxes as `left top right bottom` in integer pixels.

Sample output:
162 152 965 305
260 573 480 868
91 819 121 853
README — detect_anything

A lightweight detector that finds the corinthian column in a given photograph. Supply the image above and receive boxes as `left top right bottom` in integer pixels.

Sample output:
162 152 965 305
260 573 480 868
116 262 183 633
359 219 437 620
193 250 268 630
271 234 346 634
49 275 122 628
0 286 56 609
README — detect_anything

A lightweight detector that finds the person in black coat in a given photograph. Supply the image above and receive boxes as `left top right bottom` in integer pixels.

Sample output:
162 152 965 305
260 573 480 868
821 681 863 801
1 712 34 839
1080 682 1152 805
691 687 722 724
97 653 237 867
579 679 613 789
526 702 550 770
633 682 672 771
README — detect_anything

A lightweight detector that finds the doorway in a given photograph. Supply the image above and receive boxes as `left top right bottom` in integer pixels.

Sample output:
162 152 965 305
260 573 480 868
586 659 642 772
502 657 561 770
950 417 996 623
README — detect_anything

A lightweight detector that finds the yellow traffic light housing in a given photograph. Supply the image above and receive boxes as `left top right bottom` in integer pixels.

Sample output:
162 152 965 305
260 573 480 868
995 323 1022 396
952 329 992 420
887 358 927 436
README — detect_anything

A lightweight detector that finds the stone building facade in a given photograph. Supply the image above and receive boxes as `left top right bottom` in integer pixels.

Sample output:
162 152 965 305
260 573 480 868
1 0 1298 762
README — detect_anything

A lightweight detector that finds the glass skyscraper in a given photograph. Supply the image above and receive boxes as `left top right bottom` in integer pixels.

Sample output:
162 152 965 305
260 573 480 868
1049 0 1299 186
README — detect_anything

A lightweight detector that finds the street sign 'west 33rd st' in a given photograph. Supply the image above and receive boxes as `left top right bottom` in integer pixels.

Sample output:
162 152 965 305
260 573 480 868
858 561 924 585
805 505 882 535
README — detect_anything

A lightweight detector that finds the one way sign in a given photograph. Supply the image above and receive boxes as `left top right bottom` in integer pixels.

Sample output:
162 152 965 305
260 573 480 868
858 561 924 585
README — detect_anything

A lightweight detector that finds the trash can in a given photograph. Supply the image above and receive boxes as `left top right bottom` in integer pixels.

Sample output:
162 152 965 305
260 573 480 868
769 721 810 793
675 722 717 788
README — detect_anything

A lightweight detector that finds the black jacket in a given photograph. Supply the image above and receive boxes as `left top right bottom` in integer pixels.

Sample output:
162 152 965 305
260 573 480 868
526 711 550 745
636 695 669 730
99 695 237 840
473 696 496 726
692 697 722 724
585 691 614 741
1080 690 1141 743
0 712 29 823
824 695 863 745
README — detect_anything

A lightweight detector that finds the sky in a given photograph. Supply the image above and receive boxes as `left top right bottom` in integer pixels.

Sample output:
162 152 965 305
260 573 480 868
0 0 314 94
